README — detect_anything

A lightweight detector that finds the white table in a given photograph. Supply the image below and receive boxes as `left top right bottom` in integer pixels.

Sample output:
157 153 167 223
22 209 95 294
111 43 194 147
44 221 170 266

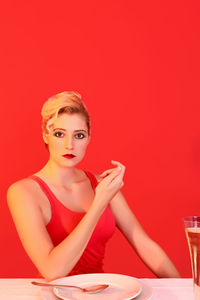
0 278 194 300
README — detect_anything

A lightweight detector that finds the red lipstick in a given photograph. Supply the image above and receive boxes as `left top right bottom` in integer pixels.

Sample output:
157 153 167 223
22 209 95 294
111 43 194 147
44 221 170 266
63 154 76 159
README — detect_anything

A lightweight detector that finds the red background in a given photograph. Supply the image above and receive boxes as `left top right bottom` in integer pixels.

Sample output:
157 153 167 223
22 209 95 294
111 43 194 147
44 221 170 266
1 0 200 278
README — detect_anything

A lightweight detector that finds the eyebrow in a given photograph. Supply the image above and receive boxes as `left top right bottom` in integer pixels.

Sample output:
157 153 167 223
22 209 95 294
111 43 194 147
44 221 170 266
53 128 88 133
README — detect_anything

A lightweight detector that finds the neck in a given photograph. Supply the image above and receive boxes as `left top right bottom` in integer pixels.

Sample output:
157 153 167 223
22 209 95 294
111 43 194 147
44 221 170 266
39 160 81 187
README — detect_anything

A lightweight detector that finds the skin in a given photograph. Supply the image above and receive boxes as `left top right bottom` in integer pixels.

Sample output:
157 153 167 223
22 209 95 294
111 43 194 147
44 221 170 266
7 113 181 280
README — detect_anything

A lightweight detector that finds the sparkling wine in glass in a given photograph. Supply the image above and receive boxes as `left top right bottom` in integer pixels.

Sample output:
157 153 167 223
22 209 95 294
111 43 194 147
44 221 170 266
183 216 200 300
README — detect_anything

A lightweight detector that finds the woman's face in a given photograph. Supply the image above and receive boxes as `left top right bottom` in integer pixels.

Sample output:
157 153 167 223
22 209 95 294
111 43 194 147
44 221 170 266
43 113 90 168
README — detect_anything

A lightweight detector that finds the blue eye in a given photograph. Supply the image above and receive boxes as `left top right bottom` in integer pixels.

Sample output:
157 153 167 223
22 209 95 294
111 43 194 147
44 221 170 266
53 131 64 138
75 133 85 139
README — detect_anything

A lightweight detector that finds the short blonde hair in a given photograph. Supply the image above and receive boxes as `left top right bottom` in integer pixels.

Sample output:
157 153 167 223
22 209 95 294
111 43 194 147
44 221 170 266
41 91 90 135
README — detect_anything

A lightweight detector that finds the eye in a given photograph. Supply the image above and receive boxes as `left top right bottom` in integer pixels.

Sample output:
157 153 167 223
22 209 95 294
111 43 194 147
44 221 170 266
53 131 65 138
75 133 86 139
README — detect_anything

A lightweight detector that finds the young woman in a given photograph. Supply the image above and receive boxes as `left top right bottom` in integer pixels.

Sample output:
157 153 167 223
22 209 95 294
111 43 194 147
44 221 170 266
7 91 181 281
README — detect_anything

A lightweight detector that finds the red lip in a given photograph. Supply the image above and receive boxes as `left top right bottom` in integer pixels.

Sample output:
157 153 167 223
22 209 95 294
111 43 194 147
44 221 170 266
63 154 76 159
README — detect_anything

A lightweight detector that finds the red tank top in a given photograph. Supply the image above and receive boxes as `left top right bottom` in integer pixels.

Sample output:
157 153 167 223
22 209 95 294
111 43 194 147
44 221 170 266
30 171 116 276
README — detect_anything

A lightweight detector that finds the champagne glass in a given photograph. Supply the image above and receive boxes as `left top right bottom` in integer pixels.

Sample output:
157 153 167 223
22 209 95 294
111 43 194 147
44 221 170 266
183 216 200 300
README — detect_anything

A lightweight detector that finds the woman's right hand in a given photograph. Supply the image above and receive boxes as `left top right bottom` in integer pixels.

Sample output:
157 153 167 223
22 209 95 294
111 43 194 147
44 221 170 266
93 160 125 211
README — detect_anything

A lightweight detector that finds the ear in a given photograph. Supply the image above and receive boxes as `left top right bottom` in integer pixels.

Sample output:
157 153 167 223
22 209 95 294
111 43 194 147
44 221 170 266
42 132 48 144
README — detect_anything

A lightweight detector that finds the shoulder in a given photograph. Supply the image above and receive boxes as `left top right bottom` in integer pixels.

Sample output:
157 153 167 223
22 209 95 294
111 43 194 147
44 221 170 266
7 177 40 207
7 177 36 195
7 178 49 237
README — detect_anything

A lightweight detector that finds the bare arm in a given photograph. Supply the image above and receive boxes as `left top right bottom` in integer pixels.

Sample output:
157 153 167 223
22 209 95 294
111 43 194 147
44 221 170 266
7 163 124 281
110 192 181 278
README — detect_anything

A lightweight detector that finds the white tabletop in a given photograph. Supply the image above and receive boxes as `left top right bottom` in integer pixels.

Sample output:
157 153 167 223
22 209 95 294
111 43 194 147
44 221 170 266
0 278 194 300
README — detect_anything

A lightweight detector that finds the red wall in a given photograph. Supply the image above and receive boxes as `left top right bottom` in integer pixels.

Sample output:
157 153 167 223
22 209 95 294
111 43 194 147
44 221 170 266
1 0 200 278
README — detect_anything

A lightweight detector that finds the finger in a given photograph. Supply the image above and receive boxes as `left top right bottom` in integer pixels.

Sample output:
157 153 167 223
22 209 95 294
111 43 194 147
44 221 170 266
99 161 124 184
111 160 125 169
100 169 112 178
101 161 124 176
101 166 122 184
100 168 117 178
111 160 125 179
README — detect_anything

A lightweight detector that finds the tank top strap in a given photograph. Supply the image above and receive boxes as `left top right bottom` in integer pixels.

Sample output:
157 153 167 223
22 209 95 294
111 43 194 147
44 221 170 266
30 171 98 204
29 175 57 209
84 171 98 189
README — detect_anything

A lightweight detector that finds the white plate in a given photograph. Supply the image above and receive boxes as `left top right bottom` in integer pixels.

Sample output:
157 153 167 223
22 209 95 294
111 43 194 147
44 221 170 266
40 273 153 300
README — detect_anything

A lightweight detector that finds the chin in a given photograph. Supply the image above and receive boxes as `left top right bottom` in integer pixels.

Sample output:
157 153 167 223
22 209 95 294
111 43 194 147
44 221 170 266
63 158 81 168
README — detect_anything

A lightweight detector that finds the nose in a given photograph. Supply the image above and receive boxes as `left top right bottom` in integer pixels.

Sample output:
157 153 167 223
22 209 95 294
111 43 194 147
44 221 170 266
64 135 73 149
